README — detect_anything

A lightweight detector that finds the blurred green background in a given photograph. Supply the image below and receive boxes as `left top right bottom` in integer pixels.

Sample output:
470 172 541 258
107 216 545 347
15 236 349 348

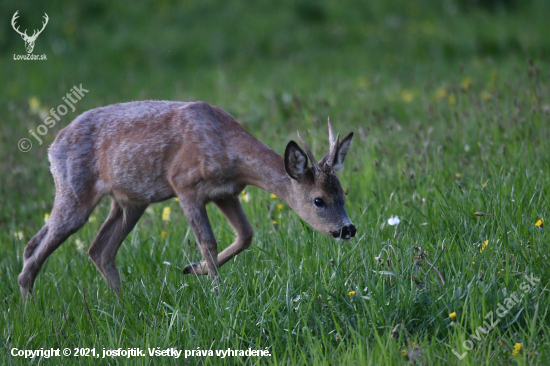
1 0 549 225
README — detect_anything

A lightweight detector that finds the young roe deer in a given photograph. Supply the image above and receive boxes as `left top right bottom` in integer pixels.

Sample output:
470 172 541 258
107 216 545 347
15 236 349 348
18 101 356 300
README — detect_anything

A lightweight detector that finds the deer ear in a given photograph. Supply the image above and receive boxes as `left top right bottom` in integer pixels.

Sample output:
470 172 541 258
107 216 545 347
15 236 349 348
333 132 353 171
284 141 309 180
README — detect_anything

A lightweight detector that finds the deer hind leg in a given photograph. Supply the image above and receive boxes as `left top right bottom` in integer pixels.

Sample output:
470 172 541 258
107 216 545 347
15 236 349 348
18 195 96 301
88 199 146 297
183 196 253 275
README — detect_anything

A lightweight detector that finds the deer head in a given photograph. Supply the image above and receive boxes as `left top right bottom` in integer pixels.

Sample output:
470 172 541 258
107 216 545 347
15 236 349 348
12 11 49 54
284 119 356 240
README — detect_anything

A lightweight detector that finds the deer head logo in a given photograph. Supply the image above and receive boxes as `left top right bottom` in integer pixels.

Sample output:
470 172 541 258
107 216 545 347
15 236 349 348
11 11 49 54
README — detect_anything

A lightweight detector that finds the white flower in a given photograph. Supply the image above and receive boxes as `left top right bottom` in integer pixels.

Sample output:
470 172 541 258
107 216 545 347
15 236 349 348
75 238 85 253
388 216 400 226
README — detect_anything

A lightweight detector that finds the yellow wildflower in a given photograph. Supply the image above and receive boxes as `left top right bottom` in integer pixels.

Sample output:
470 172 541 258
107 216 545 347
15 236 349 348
480 90 491 101
512 343 521 355
277 204 284 211
500 341 504 347
455 173 462 179
272 220 278 225
447 94 456 105
174 197 179 202
436 87 447 100
44 213 50 223
480 240 488 253
535 218 544 227
461 77 472 90
449 312 457 320
401 350 407 357
88 216 96 222
356 76 370 89
348 291 356 296
401 90 414 103
28 96 41 114
242 190 250 203
14 231 24 240
162 206 171 222
270 193 277 199
472 261 475 264
161 230 167 238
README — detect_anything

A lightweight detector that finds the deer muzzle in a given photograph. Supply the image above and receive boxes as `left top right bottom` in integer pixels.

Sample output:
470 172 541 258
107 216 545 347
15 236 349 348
331 224 356 240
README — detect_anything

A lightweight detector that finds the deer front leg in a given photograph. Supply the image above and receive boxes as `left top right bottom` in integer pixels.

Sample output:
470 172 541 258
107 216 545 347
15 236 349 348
183 197 253 275
179 199 219 279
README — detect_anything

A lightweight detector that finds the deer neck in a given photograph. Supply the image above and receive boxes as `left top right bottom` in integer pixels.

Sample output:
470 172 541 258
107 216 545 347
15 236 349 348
238 138 296 207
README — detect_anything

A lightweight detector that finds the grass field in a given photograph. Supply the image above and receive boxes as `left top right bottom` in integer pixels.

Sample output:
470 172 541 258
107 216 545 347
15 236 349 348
1 0 550 364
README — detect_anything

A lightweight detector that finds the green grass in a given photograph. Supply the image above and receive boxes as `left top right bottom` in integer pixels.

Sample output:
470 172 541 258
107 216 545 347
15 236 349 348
2 0 550 364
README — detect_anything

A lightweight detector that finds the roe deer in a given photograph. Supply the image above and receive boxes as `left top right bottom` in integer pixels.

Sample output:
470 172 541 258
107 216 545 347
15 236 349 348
18 101 356 300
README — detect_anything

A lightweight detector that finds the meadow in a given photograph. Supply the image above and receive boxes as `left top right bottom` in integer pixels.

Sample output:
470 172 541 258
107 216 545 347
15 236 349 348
1 0 550 364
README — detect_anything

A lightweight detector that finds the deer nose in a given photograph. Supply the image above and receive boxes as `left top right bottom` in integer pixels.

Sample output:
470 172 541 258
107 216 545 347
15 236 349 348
333 224 356 240
341 224 356 239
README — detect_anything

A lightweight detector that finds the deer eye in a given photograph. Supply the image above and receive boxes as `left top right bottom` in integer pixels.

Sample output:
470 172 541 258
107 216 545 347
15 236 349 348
314 198 325 207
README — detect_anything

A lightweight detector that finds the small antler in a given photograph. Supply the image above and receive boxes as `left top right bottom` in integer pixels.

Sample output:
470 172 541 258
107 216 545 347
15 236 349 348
11 11 29 38
328 117 335 145
325 117 339 171
297 131 321 173
29 13 48 40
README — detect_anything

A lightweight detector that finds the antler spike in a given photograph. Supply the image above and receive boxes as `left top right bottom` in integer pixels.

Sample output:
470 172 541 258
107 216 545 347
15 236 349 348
326 133 340 170
297 131 321 172
328 117 335 146
323 117 340 170
318 117 342 170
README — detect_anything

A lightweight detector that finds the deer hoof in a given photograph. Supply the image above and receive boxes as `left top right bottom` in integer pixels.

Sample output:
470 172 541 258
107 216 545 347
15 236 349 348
183 261 208 275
